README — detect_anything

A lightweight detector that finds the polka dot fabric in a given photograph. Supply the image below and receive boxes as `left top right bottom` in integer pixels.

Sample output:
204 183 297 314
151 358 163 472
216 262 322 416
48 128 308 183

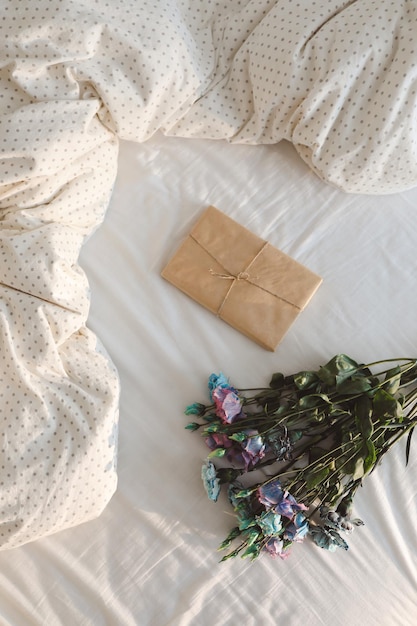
169 0 417 194
0 0 416 548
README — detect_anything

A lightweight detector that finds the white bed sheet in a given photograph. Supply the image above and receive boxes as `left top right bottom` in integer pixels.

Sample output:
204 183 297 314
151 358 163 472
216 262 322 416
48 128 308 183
0 133 416 625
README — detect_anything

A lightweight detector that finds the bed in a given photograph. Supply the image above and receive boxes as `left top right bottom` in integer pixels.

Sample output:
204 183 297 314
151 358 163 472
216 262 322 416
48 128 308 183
0 1 416 624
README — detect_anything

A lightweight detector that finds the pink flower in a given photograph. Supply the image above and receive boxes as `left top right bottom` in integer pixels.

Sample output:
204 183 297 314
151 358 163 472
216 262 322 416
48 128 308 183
212 387 245 424
205 433 233 450
236 430 266 470
206 430 266 470
264 538 291 560
242 430 266 463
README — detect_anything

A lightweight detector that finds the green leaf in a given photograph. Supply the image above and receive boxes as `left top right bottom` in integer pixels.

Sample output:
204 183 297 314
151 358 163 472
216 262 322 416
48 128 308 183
184 402 206 416
373 389 403 423
290 429 303 442
218 526 241 550
337 377 372 395
326 481 345 505
308 446 328 463
238 515 257 531
203 413 218 423
298 393 330 410
244 529 261 546
305 466 330 490
293 371 319 390
298 395 320 410
234 488 253 499
363 439 377 474
229 432 247 443
203 423 222 433
383 366 401 395
329 407 351 420
219 549 241 562
269 373 285 389
349 455 365 481
185 422 200 431
208 448 227 458
341 444 365 480
355 396 374 438
317 354 359 386
241 544 260 560
406 426 415 466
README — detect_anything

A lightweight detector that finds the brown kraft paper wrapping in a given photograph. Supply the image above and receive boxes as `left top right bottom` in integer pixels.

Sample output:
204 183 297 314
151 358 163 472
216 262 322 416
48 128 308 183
161 206 322 351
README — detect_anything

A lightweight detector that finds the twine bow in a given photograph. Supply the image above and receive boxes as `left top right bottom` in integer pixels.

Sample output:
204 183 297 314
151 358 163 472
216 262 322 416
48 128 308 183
209 269 253 316
208 243 267 316
207 243 302 317
209 269 251 282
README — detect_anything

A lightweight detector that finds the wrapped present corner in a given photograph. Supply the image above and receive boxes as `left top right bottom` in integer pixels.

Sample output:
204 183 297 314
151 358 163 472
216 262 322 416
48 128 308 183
161 206 322 351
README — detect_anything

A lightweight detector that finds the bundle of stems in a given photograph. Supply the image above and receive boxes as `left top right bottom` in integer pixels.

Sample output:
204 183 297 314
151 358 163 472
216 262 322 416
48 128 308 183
186 355 417 560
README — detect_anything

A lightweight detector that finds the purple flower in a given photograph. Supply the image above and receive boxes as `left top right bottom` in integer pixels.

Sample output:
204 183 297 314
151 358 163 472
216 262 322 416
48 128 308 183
201 460 221 502
263 538 291 560
257 479 284 508
233 430 266 470
257 479 308 519
212 387 245 424
205 434 252 470
208 373 245 424
205 432 233 451
242 430 266 461
211 430 265 470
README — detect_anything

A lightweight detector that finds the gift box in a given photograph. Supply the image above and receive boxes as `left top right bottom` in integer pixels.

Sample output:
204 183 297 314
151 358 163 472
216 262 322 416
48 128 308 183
161 206 322 351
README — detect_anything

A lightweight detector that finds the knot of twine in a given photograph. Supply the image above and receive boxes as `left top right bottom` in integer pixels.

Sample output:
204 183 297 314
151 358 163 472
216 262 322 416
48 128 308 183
206 241 299 317
209 269 251 282
208 262 261 316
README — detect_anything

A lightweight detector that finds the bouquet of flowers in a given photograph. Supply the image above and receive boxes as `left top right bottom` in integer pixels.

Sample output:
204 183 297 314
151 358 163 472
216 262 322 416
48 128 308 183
185 355 417 561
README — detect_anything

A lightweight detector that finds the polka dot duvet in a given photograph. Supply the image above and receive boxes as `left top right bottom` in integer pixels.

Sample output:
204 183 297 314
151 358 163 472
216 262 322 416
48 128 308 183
0 0 416 549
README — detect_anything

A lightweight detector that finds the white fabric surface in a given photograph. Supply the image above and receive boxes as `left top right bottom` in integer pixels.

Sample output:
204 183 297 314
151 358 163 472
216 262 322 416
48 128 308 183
0 0 417 623
0 134 416 625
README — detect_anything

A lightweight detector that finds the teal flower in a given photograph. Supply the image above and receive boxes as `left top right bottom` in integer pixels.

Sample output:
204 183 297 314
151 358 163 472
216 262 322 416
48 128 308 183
185 402 206 416
310 525 349 552
208 372 231 398
201 460 221 502
256 510 282 537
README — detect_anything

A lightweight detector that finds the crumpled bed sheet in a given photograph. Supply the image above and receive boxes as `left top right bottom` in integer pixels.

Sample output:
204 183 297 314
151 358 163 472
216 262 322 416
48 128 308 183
0 0 416 549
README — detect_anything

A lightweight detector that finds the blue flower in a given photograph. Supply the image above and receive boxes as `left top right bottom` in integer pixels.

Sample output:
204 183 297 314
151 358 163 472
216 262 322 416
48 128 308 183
208 372 231 399
256 510 282 537
284 512 309 542
257 479 308 518
242 430 266 466
201 460 221 502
